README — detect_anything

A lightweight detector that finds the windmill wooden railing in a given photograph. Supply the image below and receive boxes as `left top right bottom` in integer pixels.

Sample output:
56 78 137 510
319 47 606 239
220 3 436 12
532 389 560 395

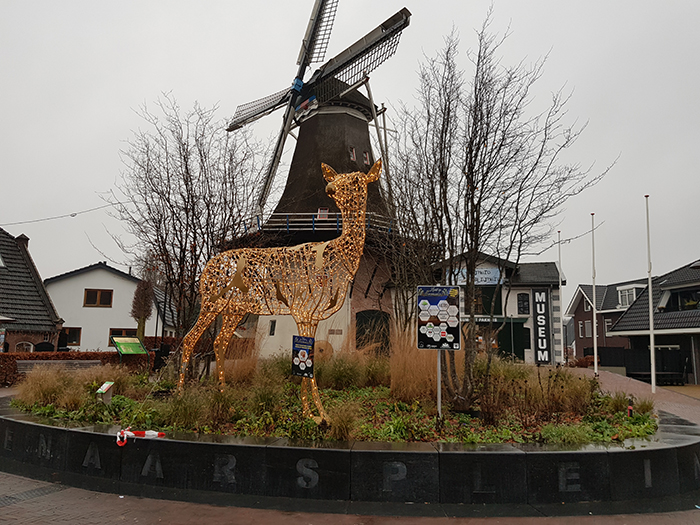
241 211 394 234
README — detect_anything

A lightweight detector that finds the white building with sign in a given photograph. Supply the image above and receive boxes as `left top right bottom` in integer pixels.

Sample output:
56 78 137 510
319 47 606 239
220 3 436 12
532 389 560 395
451 255 566 364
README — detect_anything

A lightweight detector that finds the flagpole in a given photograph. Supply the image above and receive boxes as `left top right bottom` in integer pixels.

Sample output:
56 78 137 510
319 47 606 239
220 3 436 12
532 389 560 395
591 213 598 378
645 195 656 393
558 231 565 364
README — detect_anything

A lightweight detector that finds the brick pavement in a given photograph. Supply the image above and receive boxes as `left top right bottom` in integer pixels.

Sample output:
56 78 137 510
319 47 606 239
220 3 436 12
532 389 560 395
0 470 698 524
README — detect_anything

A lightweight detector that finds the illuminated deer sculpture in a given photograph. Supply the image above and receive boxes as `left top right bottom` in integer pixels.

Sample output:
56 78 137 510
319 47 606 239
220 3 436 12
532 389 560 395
177 160 382 421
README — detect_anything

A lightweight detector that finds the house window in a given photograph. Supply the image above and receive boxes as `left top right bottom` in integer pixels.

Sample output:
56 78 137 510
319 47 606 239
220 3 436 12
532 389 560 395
16 341 33 352
517 293 530 315
349 147 356 161
665 287 700 312
578 321 584 338
84 289 113 307
362 151 370 165
583 300 591 312
63 327 82 346
108 328 137 345
269 320 276 336
584 320 592 338
618 289 636 307
604 318 612 335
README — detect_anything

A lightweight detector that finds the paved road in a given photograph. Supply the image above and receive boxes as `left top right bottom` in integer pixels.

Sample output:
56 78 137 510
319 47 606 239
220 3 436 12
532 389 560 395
2 374 700 524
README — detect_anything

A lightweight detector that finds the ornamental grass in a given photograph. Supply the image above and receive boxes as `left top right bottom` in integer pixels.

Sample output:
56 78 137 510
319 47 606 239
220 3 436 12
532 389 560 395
11 330 657 444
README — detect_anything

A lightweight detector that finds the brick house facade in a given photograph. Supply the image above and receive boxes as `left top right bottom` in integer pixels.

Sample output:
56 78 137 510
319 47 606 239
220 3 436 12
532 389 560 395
565 279 647 354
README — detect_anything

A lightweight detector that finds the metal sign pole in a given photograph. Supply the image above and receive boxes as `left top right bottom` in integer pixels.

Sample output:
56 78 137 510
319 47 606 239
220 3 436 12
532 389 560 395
437 350 442 418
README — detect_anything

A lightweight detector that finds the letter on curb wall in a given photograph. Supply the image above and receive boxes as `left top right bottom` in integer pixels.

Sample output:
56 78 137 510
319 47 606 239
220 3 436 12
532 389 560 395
297 458 319 489
383 461 407 491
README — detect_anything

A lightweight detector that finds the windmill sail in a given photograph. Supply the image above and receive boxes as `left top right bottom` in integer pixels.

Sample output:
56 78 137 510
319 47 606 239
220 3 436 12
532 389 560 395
226 2 411 212
227 88 292 132
298 0 339 67
309 8 411 104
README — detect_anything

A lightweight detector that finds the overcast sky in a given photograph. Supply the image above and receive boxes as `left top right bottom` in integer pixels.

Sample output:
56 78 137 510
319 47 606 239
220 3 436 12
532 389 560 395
1 0 698 309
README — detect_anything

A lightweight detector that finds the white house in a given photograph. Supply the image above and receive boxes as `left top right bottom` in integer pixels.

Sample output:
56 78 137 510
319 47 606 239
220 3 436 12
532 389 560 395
44 262 174 351
449 254 567 365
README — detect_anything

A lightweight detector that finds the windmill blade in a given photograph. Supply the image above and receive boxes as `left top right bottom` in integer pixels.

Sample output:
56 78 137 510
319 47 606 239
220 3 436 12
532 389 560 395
226 87 292 132
308 8 411 103
256 102 297 212
297 0 339 69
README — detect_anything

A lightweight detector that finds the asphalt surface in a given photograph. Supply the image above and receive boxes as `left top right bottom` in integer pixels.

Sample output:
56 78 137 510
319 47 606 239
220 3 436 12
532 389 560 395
2 371 700 524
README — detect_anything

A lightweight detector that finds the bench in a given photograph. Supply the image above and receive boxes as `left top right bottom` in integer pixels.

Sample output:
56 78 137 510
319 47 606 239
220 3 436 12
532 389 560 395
16 360 102 374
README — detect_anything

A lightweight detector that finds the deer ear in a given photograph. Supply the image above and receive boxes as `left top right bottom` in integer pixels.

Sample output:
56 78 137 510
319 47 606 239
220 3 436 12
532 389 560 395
364 159 382 183
321 163 338 182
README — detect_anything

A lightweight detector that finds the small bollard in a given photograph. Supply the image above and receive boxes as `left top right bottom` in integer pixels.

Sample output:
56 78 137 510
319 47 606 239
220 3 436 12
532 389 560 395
96 381 114 404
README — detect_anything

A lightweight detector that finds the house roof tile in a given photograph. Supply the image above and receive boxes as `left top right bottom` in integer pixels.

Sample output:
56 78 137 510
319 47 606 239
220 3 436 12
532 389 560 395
44 261 140 285
511 262 564 286
0 227 62 332
610 261 700 332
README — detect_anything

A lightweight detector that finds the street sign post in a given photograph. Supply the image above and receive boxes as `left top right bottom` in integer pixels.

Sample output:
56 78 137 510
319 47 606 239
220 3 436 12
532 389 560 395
417 285 461 418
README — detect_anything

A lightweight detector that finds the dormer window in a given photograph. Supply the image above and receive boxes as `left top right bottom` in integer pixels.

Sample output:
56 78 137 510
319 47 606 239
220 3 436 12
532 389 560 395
584 300 591 312
362 151 370 165
663 287 700 312
349 147 356 162
618 288 636 307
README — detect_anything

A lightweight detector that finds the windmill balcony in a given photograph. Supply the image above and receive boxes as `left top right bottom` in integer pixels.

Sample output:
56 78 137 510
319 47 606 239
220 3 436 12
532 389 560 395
243 212 394 234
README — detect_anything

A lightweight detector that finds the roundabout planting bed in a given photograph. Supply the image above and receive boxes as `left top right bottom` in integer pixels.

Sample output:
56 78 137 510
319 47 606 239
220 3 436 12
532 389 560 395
8 354 658 445
3 354 699 508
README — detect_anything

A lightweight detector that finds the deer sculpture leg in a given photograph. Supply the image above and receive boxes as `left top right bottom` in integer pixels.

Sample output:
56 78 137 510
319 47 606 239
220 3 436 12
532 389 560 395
297 322 328 423
178 311 218 391
212 312 245 391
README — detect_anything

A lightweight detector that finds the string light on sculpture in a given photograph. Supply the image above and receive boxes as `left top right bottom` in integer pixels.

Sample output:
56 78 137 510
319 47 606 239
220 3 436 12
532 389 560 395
177 160 383 421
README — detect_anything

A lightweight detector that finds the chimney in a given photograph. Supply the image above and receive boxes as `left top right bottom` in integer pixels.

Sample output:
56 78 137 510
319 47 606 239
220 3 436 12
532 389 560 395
16 234 29 248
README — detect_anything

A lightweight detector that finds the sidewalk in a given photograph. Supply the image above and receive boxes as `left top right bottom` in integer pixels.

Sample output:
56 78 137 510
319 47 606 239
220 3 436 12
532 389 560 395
0 470 698 524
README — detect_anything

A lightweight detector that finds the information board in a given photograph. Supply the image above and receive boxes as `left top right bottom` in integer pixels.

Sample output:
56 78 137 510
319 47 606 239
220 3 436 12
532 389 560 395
291 335 315 378
111 337 148 355
417 286 461 350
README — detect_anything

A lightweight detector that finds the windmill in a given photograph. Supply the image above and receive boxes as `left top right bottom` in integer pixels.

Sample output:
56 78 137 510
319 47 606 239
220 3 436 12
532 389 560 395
227 1 411 227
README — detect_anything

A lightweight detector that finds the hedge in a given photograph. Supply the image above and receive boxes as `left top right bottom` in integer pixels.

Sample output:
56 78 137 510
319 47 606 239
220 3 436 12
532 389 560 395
0 351 154 387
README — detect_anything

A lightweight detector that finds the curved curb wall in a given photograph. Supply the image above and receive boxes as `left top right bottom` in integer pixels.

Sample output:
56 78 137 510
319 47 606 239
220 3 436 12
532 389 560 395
1 413 699 505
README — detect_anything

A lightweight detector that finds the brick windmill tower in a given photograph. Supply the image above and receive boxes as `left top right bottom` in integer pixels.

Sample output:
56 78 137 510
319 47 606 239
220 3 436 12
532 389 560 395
226 1 411 357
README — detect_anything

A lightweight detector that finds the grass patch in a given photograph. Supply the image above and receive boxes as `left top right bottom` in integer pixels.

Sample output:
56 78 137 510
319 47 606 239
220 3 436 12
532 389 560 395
11 350 657 445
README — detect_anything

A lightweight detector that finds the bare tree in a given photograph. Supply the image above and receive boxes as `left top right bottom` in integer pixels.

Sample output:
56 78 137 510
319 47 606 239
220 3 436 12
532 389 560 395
387 17 610 410
108 95 266 336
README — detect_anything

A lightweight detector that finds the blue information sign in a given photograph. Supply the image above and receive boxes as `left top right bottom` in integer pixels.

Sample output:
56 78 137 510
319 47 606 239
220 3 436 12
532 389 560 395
292 335 315 378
